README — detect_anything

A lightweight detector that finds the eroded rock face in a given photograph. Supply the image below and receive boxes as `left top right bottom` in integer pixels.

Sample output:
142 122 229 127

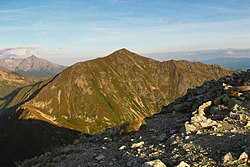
19 70 250 166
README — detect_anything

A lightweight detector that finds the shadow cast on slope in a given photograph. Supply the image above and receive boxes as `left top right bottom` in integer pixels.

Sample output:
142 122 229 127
0 75 58 133
0 117 80 167
0 74 81 166
191 132 250 162
0 81 42 109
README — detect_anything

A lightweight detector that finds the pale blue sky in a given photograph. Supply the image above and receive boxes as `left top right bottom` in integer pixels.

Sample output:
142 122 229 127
1 0 250 64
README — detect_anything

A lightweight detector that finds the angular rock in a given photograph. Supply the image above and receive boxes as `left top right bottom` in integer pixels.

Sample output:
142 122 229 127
223 83 232 90
238 152 248 163
200 118 217 128
119 145 126 150
185 123 197 134
142 159 166 167
190 114 217 129
246 121 250 128
237 86 250 92
198 101 212 115
131 141 144 148
96 154 105 161
239 114 247 123
158 133 167 141
176 161 190 167
223 152 234 163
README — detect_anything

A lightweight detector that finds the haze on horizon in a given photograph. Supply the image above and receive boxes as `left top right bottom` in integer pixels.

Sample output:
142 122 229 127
1 0 250 65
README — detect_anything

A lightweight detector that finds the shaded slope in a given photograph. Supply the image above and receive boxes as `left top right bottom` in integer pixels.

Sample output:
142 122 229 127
0 77 81 166
1 49 233 134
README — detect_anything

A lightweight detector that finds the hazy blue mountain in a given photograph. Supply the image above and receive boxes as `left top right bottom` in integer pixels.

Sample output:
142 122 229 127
202 57 250 70
146 48 250 70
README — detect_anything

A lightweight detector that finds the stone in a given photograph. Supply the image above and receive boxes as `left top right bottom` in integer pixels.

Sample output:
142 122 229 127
229 112 240 120
229 91 243 98
237 86 250 92
245 121 250 128
108 162 114 166
142 159 166 167
176 161 190 167
190 113 217 129
218 105 228 111
103 137 112 142
223 83 232 90
96 154 105 161
239 114 247 123
131 141 144 148
198 101 212 115
191 114 207 123
223 152 234 163
119 145 126 150
158 133 167 141
196 130 202 134
200 118 217 128
238 152 248 163
232 104 245 112
185 123 197 134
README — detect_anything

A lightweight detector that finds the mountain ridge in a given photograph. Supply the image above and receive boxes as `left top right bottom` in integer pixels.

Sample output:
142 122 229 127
1 49 233 133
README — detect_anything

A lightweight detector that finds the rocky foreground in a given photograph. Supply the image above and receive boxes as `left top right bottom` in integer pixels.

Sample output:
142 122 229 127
19 70 250 167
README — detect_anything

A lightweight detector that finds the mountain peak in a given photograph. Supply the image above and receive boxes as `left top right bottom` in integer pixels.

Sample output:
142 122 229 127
28 55 39 59
106 48 150 62
110 48 135 57
116 48 131 53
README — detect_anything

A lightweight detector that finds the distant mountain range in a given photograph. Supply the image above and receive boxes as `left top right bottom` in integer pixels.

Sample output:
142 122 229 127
0 49 233 164
203 57 250 70
146 48 250 70
0 49 66 77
